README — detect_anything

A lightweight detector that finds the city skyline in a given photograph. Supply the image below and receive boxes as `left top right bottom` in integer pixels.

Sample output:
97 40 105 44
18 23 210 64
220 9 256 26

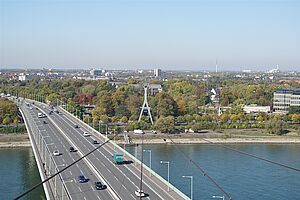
1 0 300 71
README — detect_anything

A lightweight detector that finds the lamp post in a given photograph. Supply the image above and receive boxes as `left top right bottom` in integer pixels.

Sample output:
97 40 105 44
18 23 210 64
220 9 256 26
182 175 193 200
113 129 116 152
143 150 152 176
160 160 170 191
212 195 225 200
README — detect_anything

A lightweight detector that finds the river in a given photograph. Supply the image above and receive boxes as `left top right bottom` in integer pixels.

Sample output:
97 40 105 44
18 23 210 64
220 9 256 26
0 144 299 200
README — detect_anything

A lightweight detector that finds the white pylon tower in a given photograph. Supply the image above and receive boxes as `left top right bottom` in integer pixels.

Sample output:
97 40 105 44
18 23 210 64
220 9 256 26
138 84 154 125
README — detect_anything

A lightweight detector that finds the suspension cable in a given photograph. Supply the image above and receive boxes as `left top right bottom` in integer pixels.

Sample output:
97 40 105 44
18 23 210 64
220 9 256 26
166 135 233 200
202 138 300 172
14 134 118 200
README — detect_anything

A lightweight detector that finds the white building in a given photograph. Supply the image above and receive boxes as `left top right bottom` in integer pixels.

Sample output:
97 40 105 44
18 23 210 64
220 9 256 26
18 73 32 81
243 105 271 114
154 68 162 77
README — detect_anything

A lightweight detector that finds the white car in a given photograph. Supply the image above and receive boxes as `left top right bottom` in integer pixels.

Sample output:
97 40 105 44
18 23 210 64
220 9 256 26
53 150 60 156
135 189 146 197
83 132 90 137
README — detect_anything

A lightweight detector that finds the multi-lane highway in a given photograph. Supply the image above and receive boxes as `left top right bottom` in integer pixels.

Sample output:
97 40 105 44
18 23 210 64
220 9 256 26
20 101 116 200
19 98 188 200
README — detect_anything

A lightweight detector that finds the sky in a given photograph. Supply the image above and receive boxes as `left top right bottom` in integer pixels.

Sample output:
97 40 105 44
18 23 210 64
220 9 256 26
0 0 300 71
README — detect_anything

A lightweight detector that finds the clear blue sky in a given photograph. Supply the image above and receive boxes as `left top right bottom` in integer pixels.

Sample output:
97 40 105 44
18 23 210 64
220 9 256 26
1 0 299 71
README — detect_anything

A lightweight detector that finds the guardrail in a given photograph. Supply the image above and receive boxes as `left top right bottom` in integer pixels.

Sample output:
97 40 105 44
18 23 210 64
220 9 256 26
19 100 71 200
58 105 190 200
19 97 189 200
19 107 54 200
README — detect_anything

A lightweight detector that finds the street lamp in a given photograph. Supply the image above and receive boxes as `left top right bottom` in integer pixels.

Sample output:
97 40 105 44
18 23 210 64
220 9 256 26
160 160 170 191
182 175 193 200
143 150 152 176
212 195 225 200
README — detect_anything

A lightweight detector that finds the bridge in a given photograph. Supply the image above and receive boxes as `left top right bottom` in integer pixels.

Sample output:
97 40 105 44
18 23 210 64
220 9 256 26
16 97 189 200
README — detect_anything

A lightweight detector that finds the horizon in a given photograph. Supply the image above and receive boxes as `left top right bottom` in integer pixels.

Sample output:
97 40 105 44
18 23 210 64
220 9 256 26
0 66 299 73
1 0 300 71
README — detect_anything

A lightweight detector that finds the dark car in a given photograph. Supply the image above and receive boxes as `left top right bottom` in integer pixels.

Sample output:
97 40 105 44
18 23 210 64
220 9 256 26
93 140 98 144
43 120 47 124
78 175 87 183
95 181 106 190
69 147 76 152
49 110 53 115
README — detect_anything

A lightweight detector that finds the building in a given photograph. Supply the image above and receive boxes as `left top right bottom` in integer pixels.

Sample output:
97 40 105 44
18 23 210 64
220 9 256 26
154 68 162 77
273 89 300 113
90 69 102 77
148 84 163 95
243 105 271 114
18 73 32 81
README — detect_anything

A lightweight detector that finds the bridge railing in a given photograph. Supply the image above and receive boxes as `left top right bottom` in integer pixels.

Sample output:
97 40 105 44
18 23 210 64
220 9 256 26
18 100 71 200
21 97 189 200
57 103 190 200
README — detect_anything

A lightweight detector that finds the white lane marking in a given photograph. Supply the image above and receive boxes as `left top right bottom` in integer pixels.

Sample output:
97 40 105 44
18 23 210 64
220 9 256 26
83 197 87 200
69 171 72 175
90 185 95 191
78 187 82 192
97 195 101 200
103 142 170 199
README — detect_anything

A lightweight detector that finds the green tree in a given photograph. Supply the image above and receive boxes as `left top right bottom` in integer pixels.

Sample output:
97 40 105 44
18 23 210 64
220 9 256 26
266 116 285 135
154 116 175 133
289 106 300 114
3 116 11 125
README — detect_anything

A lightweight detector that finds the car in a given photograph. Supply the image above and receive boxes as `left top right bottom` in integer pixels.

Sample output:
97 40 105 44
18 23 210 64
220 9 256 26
78 175 87 183
43 120 47 124
95 181 106 190
135 189 146 197
93 140 98 144
49 110 53 114
83 132 90 137
53 150 60 156
74 124 79 128
69 147 76 152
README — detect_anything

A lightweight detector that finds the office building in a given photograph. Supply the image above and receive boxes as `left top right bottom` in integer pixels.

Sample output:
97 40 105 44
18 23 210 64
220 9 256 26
154 68 162 77
273 89 300 113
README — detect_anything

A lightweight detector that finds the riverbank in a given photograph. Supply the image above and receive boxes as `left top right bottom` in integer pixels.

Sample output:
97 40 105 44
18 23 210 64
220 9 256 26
115 129 300 144
1 129 300 147
126 137 300 144
0 134 31 148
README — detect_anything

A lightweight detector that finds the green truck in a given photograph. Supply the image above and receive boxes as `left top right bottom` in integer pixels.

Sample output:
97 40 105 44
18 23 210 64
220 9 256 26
112 153 124 164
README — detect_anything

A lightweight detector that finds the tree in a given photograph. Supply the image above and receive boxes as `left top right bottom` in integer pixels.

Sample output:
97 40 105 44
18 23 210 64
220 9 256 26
2 116 10 125
191 123 204 132
291 114 300 123
266 116 285 135
154 116 175 133
289 106 300 114
156 92 178 117
120 116 128 123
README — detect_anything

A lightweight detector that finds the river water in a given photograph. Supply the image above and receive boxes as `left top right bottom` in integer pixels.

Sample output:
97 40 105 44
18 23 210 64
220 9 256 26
0 148 45 200
0 144 299 200
126 144 300 200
